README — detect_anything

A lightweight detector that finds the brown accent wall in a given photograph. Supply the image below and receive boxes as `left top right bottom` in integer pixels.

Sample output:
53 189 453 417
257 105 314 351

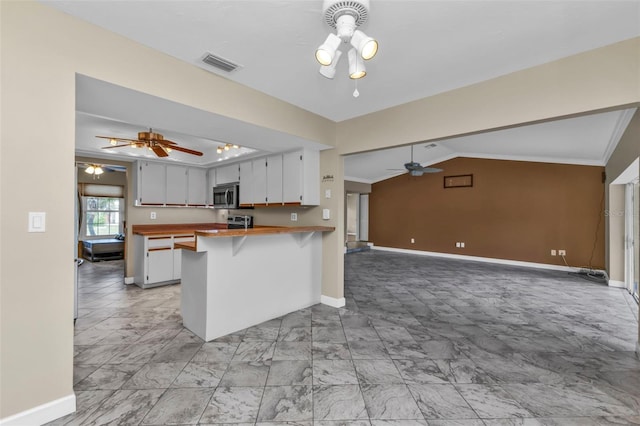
370 157 605 268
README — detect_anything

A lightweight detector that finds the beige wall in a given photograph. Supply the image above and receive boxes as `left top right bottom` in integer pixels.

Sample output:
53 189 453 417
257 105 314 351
606 110 640 283
2 1 640 421
336 37 640 155
0 1 336 420
345 180 372 194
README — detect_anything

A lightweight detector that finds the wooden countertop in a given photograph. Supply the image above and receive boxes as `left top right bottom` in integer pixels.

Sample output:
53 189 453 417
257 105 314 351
132 223 227 236
175 225 335 251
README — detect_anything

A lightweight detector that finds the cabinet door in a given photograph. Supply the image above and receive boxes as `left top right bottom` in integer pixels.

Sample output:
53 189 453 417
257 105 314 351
266 154 283 205
146 248 173 283
239 161 253 206
216 164 240 185
166 165 188 205
252 158 268 205
172 236 194 280
187 168 207 206
138 161 166 205
207 168 216 205
283 151 303 204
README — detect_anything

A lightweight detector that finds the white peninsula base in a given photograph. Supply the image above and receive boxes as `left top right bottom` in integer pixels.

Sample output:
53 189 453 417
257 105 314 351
180 229 326 342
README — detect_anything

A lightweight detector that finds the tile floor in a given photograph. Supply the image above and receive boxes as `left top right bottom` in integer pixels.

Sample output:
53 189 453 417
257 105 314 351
48 251 640 425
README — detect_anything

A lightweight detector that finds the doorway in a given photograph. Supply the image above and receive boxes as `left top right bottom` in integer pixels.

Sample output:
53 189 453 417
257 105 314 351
346 192 370 253
75 161 128 317
625 180 639 302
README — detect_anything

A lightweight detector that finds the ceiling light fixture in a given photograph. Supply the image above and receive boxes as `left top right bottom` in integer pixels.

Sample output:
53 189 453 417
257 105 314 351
84 164 104 177
315 0 378 85
217 143 241 155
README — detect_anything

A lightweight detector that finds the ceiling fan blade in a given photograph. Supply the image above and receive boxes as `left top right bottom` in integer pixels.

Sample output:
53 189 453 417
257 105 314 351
96 135 141 143
101 144 132 149
386 168 407 171
167 145 204 156
156 139 178 146
151 145 169 157
419 167 443 173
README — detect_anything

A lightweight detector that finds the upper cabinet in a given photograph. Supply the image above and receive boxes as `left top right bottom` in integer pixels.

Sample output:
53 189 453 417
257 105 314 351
266 154 283 205
283 149 319 206
134 160 209 207
136 161 166 205
166 165 188 206
134 149 320 209
239 161 254 207
215 164 240 186
187 168 208 206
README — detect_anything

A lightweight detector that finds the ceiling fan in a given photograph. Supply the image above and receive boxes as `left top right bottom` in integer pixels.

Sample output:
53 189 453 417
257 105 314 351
96 129 203 158
389 145 443 176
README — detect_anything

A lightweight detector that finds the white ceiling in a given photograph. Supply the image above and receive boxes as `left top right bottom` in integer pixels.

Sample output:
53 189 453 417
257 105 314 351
42 1 640 180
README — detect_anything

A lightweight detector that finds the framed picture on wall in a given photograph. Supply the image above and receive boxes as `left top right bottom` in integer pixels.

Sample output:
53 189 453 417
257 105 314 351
444 174 473 188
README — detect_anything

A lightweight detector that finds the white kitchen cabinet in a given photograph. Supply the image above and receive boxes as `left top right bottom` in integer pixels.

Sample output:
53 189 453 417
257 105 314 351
283 149 319 206
135 235 176 288
207 168 216 205
147 247 174 283
266 154 283 205
166 165 188 205
173 235 195 279
134 234 194 288
252 158 268 205
187 167 208 206
136 161 166 205
239 161 254 206
215 164 240 185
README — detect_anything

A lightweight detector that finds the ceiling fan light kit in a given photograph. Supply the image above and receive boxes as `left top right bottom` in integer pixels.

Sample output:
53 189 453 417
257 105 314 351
315 0 378 86
96 128 204 158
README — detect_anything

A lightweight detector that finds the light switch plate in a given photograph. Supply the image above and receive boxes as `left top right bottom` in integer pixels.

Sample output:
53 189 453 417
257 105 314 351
325 189 331 199
28 212 46 232
322 209 330 220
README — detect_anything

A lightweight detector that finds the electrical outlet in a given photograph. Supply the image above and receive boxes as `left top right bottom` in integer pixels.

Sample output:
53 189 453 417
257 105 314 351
456 242 461 248
559 249 566 256
551 249 557 256
150 211 157 220
460 242 465 248
411 238 415 244
290 213 298 222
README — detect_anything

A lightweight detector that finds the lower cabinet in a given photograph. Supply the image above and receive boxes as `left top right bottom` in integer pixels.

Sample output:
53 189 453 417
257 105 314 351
134 234 195 288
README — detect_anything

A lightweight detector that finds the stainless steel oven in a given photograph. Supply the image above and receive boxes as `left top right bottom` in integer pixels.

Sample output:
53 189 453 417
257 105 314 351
212 183 239 209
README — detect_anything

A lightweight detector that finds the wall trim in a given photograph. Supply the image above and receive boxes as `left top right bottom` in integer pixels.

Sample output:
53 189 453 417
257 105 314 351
321 295 346 308
372 246 582 272
636 341 640 360
124 276 135 285
603 108 638 164
0 394 75 426
608 279 626 288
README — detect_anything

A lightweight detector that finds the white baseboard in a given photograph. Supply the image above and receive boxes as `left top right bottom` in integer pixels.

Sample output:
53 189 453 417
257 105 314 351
124 276 135 285
608 280 626 288
371 246 582 272
321 295 346 308
0 393 75 426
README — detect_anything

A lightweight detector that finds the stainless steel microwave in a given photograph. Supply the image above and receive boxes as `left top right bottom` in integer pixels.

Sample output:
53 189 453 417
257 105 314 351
212 183 239 209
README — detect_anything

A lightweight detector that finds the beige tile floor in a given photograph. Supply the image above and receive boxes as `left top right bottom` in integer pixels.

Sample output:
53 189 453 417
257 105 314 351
47 251 640 425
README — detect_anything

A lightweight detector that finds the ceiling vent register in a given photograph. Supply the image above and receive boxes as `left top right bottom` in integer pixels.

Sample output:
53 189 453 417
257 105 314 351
202 53 241 72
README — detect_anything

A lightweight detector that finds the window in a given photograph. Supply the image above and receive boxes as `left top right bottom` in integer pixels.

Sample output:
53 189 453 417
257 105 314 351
86 197 122 236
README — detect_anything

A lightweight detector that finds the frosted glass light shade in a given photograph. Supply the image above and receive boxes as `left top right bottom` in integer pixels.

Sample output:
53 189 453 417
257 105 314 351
348 48 366 79
351 30 378 60
315 33 341 66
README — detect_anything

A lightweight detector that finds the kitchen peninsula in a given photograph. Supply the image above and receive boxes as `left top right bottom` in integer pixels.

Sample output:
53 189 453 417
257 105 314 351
177 224 334 341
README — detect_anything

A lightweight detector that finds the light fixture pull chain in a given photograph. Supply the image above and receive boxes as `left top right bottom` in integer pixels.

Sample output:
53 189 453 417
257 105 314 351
353 79 360 98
